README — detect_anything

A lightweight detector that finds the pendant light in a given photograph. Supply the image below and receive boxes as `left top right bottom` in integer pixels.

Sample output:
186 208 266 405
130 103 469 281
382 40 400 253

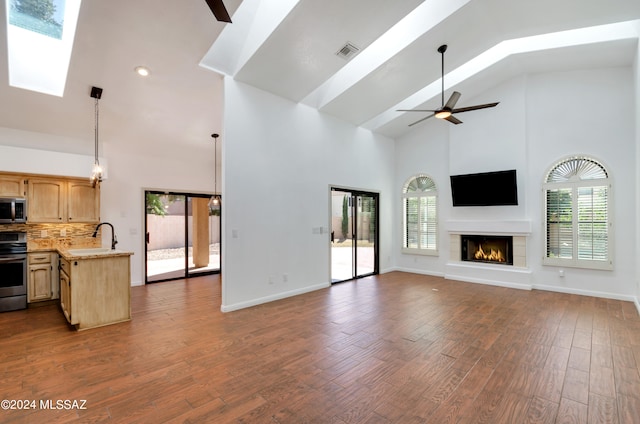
90 86 103 186
210 133 221 206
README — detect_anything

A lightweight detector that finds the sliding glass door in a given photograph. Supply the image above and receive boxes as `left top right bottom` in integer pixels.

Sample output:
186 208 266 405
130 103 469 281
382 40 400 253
145 191 220 283
330 188 378 283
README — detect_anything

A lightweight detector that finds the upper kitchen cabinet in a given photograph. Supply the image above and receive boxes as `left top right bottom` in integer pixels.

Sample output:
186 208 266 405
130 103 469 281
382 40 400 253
28 178 65 222
27 177 100 223
0 174 26 197
67 180 100 223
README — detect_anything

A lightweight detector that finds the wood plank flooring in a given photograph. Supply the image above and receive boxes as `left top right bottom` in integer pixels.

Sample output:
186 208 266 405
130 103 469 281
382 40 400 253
1 271 639 423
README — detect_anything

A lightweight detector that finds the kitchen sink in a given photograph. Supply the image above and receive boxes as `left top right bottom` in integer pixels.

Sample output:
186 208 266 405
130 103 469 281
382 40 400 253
67 248 123 256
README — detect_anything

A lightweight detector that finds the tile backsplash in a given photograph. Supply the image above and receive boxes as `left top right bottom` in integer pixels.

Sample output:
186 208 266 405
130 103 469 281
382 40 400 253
0 223 101 249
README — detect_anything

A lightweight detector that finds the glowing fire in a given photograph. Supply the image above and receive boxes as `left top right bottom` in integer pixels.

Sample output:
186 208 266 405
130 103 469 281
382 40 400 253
474 244 506 262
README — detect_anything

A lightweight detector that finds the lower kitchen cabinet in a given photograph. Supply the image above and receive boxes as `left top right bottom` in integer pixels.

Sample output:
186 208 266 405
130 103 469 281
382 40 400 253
28 252 59 303
59 254 131 330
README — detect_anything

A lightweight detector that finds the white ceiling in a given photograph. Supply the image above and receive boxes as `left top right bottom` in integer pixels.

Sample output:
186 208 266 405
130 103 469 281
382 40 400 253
0 0 639 155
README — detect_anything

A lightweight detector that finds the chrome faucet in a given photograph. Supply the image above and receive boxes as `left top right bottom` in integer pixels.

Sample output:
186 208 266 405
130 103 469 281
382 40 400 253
92 222 118 250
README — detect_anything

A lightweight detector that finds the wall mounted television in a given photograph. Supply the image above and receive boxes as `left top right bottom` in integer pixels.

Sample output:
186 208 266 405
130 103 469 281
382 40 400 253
450 169 518 206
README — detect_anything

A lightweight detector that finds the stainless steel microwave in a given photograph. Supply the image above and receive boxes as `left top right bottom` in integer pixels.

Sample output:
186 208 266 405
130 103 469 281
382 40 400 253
0 198 27 223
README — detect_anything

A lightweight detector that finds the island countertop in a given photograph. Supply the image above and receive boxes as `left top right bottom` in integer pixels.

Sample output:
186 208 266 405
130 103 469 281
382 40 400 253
58 248 134 260
28 246 133 260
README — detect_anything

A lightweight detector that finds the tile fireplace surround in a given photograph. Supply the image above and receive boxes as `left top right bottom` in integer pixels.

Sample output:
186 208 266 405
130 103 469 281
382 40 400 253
446 220 532 290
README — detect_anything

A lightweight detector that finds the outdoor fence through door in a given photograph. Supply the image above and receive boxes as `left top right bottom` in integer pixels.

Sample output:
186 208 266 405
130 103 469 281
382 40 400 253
330 188 378 283
145 191 221 283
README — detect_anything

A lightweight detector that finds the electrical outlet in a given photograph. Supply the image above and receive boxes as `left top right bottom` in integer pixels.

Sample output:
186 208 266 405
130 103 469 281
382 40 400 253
41 230 48 238
59 228 66 237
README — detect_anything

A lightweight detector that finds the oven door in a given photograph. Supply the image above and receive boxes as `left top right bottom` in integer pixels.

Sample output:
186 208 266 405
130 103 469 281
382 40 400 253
0 254 27 297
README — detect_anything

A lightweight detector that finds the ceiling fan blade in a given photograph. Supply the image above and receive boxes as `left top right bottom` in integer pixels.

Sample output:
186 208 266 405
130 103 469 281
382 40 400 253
444 91 461 109
408 114 435 127
397 109 438 112
451 102 499 114
205 0 232 23
445 115 462 125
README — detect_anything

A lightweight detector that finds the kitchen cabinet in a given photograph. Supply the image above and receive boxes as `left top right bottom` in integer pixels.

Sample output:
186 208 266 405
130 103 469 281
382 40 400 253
59 253 131 330
27 178 65 222
27 177 100 223
67 180 100 222
0 174 26 197
28 252 59 303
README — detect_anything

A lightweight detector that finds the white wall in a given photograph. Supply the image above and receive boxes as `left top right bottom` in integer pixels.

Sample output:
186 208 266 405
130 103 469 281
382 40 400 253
394 115 450 275
221 79 395 311
527 67 635 298
0 129 102 177
395 67 637 300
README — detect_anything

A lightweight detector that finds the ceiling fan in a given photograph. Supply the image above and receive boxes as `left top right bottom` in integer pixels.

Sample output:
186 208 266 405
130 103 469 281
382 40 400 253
205 0 232 23
398 45 499 126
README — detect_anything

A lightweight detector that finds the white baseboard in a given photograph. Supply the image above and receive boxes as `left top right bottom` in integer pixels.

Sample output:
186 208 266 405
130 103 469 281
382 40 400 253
220 282 330 312
379 266 400 274
532 284 637 303
635 297 640 315
392 266 445 278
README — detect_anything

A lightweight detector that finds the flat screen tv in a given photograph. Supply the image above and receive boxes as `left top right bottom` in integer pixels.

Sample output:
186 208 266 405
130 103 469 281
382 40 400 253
450 169 518 206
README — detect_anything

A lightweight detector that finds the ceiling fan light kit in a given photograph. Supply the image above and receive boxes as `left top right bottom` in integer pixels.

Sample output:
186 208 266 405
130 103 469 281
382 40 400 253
399 44 499 126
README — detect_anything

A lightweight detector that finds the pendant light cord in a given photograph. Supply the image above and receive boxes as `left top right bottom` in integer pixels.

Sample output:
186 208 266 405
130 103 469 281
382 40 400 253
441 48 445 107
214 136 217 195
211 133 220 204
94 97 100 165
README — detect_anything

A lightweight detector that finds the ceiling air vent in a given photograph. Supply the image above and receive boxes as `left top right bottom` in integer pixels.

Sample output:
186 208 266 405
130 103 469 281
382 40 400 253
335 42 360 60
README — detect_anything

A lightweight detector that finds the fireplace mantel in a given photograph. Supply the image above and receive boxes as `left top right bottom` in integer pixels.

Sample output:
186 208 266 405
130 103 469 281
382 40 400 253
445 220 532 290
446 220 532 236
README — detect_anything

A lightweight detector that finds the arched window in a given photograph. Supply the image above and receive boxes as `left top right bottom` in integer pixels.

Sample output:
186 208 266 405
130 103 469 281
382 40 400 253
543 156 612 269
402 174 438 255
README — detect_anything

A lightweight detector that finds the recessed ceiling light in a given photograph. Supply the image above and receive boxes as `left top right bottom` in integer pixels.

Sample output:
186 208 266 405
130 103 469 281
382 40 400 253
135 66 150 77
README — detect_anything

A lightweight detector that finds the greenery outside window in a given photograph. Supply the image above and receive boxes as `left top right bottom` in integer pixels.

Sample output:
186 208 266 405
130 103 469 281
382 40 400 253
543 156 612 270
402 174 438 255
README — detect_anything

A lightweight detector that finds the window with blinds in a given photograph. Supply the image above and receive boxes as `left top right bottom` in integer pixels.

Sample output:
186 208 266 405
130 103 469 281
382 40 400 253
402 175 438 255
543 157 611 269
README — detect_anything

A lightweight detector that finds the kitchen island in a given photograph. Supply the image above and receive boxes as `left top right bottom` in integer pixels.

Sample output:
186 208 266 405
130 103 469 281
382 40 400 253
58 248 133 330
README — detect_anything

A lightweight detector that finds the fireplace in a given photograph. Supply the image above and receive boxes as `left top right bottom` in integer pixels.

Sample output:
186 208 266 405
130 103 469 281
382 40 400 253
461 235 513 265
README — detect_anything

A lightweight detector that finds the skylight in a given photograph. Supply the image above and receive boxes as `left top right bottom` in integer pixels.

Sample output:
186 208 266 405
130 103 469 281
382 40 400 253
5 0 82 96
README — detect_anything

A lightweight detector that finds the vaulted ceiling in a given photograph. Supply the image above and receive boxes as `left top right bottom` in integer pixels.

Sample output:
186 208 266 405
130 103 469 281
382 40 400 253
0 0 638 156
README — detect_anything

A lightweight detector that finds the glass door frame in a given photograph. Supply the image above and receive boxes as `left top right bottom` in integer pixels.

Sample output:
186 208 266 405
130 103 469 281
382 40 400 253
144 190 221 284
330 187 379 284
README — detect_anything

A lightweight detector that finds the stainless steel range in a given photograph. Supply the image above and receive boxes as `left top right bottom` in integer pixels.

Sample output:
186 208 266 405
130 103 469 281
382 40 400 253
0 231 27 312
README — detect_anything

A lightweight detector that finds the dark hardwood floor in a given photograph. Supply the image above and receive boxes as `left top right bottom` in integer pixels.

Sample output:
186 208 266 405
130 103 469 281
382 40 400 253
1 272 639 423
